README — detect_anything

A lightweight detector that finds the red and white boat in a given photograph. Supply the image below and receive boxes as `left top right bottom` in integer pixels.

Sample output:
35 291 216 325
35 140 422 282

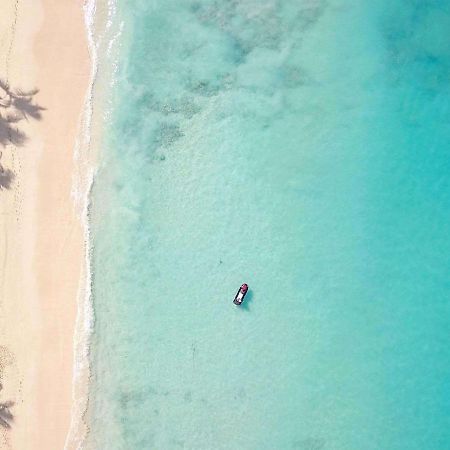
233 283 249 306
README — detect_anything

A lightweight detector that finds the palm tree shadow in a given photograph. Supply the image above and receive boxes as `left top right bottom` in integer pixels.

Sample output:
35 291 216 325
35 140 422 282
0 168 14 190
0 118 27 147
0 79 44 191
0 401 14 429
240 290 253 311
12 94 45 121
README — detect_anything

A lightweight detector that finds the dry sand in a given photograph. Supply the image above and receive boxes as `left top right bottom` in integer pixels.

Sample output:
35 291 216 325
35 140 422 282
0 0 90 448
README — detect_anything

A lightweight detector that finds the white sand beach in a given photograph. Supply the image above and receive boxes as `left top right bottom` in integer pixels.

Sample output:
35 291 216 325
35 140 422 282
0 0 90 448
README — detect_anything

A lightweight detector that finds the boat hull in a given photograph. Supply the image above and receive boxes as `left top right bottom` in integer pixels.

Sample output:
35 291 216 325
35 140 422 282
233 287 248 305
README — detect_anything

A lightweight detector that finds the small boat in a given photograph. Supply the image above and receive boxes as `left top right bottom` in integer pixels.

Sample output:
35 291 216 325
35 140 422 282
233 283 249 306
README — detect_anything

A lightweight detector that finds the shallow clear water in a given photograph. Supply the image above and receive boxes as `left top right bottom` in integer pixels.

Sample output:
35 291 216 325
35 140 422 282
87 1 450 449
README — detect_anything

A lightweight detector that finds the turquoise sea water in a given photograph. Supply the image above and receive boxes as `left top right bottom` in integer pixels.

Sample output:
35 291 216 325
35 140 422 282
87 1 450 449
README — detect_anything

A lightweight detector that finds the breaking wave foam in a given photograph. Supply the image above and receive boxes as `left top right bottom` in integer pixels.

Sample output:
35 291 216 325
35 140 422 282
64 0 121 447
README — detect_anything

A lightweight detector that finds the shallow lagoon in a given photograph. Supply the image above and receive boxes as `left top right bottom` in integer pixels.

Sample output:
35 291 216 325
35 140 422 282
87 1 450 448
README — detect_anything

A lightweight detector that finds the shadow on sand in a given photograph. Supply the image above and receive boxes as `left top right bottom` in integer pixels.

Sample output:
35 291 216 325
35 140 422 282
0 401 14 429
0 79 45 190
0 168 14 190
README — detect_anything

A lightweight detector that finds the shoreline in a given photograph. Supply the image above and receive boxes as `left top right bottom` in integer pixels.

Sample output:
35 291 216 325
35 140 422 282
67 2 124 446
64 0 99 447
0 0 91 448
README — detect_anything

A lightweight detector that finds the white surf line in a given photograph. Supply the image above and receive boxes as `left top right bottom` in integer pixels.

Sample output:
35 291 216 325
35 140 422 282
64 0 98 448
